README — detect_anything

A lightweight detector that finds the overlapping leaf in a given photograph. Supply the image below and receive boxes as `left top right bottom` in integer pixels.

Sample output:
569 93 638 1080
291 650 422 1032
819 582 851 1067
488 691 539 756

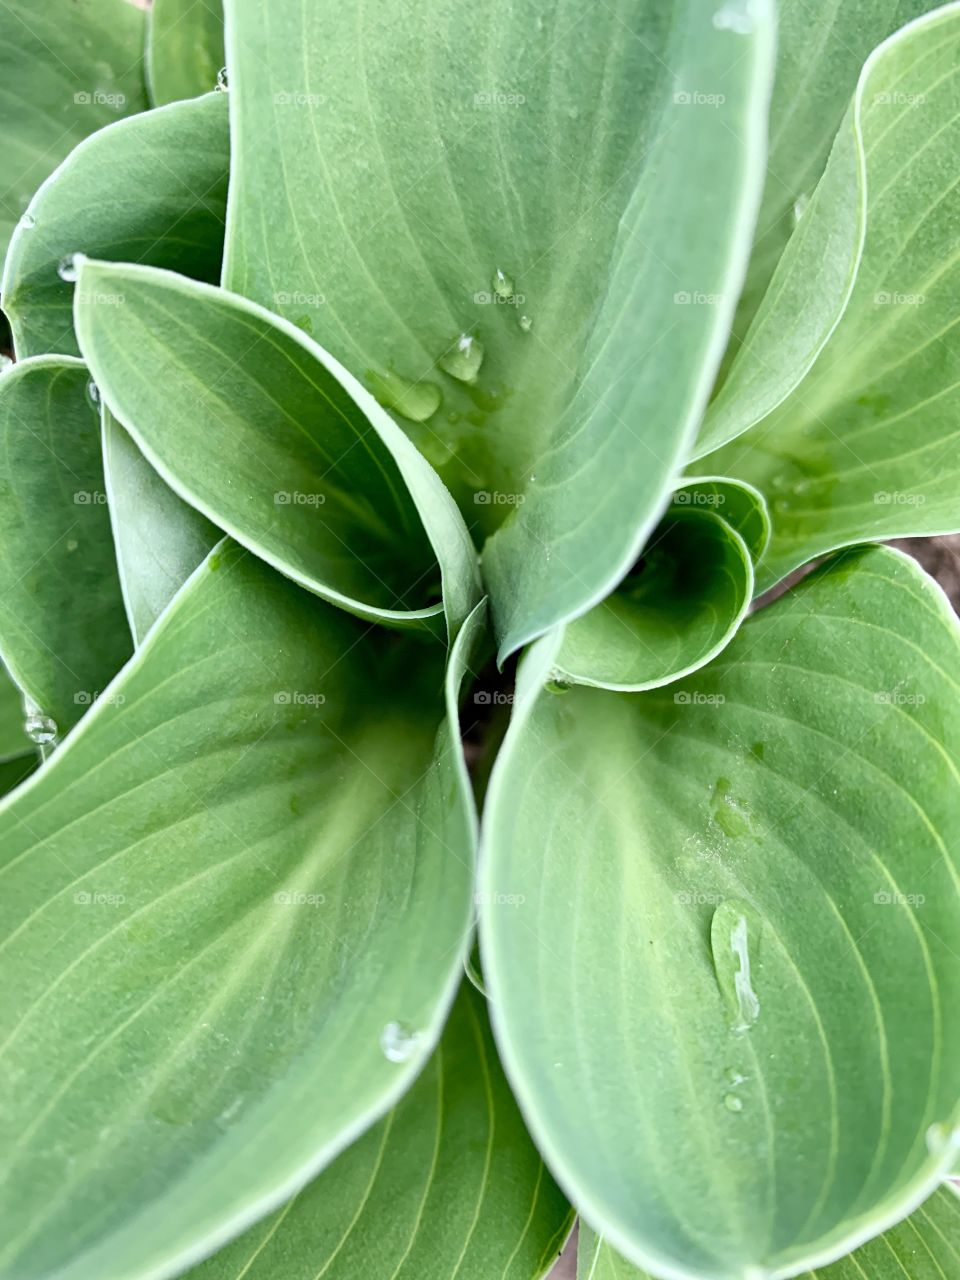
0 0 149 261
102 406 219 645
0 662 34 798
2 93 229 359
74 260 480 637
699 3 960 589
189 983 572 1280
0 357 131 733
224 0 775 656
717 0 931 385
551 481 764 692
147 0 225 107
0 543 482 1280
578 1185 960 1280
481 546 960 1278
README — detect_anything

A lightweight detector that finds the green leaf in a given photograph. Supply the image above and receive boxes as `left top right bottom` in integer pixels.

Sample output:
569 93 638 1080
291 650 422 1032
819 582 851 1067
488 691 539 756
715 0 930 390
551 500 753 693
223 0 775 657
0 357 132 734
0 0 149 262
0 542 480 1280
699 4 960 587
102 405 219 645
480 545 960 1278
2 93 229 360
0 662 30 764
147 0 224 107
189 983 572 1280
678 476 770 563
578 1185 960 1280
73 259 481 637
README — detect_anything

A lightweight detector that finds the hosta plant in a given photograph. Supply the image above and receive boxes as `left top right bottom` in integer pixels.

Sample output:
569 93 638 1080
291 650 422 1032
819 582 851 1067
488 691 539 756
0 1 958 1279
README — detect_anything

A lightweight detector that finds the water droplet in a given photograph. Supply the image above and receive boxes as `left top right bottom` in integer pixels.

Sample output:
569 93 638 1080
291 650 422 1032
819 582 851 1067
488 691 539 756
437 332 484 384
25 712 58 745
215 66 229 92
0 355 12 374
19 211 36 231
724 1093 744 1112
518 314 533 332
380 1021 421 1063
66 538 78 552
58 254 80 283
725 1067 747 1086
792 194 810 226
712 777 753 839
713 1 756 34
86 380 100 410
711 899 761 1032
367 369 441 423
493 268 515 300
545 678 572 695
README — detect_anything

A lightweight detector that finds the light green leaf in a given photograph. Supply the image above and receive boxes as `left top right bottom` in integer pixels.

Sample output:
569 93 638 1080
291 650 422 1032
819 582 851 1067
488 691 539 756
699 3 960 588
714 0 930 392
189 982 571 1280
700 3 952 457
481 545 960 1279
74 259 481 638
677 476 770 563
0 541 480 1280
147 0 224 107
223 0 775 657
0 0 149 262
578 1185 960 1280
551 501 753 693
2 93 229 360
0 357 132 734
102 406 219 645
